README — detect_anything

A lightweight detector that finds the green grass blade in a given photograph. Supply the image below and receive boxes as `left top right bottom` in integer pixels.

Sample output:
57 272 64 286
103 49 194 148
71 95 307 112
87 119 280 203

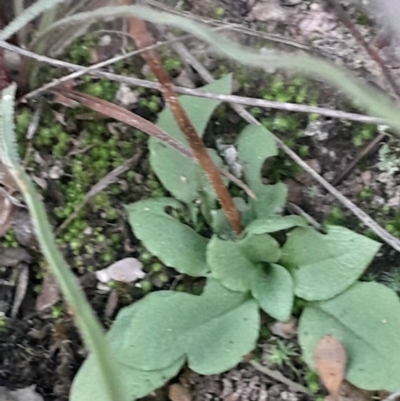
0 83 128 401
36 5 400 133
0 0 65 41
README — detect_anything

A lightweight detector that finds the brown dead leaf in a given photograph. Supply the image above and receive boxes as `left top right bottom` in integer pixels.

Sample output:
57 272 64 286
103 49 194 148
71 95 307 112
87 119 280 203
269 317 297 339
299 3 337 34
11 263 29 318
339 380 372 401
168 384 192 401
13 209 37 249
285 178 303 204
105 289 119 319
247 0 286 22
36 273 60 313
0 162 18 237
0 246 32 267
313 335 347 398
373 27 393 49
0 193 15 237
0 162 18 193
53 91 79 108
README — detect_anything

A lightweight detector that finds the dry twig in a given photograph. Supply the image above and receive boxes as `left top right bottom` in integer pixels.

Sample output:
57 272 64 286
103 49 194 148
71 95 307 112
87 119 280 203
250 360 312 395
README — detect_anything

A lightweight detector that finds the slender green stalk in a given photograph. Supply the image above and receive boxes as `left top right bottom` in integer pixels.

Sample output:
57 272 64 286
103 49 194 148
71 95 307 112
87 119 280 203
35 5 400 134
37 7 58 33
28 6 59 89
0 84 127 401
12 0 27 46
13 0 25 17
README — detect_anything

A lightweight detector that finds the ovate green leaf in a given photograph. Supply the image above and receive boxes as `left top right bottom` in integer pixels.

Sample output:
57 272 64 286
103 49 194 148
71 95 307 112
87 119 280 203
207 236 256 291
281 225 381 301
238 214 307 266
245 215 308 235
126 198 208 277
149 75 232 204
71 300 184 401
237 125 287 217
110 280 259 374
238 232 281 264
71 354 184 401
237 125 277 186
253 183 288 218
299 282 400 391
251 264 294 322
210 198 253 239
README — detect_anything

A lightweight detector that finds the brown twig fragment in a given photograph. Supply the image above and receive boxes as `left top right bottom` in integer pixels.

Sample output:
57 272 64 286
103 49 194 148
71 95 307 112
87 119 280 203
129 18 241 234
325 0 400 99
332 131 387 186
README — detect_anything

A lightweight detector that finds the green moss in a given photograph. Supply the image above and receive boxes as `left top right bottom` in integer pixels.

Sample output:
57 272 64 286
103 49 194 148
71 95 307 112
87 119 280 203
65 33 97 65
80 79 119 102
158 273 169 283
101 250 114 264
259 326 269 340
305 369 320 394
213 6 225 19
1 230 18 248
164 57 181 73
358 187 372 201
138 95 161 113
323 206 345 226
140 279 152 293
51 305 63 319
151 262 162 272
0 316 7 331
352 124 375 147
140 251 153 264
355 9 370 25
15 108 32 137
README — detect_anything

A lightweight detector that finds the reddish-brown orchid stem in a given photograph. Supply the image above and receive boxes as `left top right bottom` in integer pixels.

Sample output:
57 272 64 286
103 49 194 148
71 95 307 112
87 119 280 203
129 17 241 234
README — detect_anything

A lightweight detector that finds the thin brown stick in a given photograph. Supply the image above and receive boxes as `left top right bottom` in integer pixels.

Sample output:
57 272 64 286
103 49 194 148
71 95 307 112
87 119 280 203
249 360 312 395
325 0 400 99
129 18 241 234
332 132 387 186
324 0 396 187
52 88 255 198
